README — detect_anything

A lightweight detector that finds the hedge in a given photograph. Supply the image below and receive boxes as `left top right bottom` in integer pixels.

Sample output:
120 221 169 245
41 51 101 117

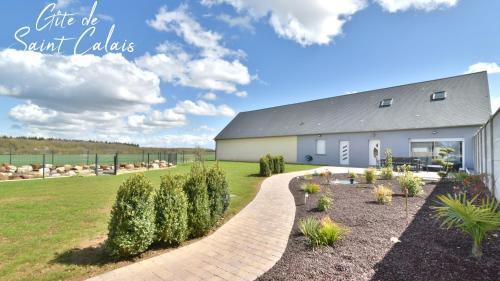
259 154 285 176
183 163 211 237
206 163 230 226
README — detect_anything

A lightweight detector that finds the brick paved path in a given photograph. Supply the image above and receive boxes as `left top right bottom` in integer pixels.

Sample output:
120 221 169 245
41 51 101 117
87 168 331 281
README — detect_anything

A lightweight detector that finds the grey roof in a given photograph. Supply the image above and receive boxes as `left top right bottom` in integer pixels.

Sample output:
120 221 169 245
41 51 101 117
215 72 491 140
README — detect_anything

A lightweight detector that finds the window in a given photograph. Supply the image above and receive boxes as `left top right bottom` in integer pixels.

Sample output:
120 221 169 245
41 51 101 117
431 91 447 101
410 139 463 168
316 140 326 155
379 98 393 107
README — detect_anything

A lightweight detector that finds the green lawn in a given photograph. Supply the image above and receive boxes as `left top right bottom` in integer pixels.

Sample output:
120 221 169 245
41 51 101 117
0 161 319 281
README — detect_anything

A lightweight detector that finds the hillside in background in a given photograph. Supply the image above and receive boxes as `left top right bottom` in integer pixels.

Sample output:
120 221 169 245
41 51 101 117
0 136 213 154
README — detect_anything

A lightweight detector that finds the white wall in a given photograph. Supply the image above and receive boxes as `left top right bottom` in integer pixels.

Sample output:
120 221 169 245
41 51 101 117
216 136 298 163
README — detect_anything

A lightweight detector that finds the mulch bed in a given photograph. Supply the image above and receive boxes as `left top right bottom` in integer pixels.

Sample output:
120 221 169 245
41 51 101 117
258 174 500 281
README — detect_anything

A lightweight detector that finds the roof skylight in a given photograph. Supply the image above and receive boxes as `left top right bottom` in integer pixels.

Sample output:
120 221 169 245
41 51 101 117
431 91 447 101
379 98 393 107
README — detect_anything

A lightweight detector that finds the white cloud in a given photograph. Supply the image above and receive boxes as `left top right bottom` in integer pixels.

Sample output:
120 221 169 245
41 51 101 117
216 14 255 32
466 62 500 74
201 92 217 100
198 125 217 132
0 49 163 114
174 100 236 117
161 134 215 148
375 0 458 12
140 5 251 94
202 0 367 46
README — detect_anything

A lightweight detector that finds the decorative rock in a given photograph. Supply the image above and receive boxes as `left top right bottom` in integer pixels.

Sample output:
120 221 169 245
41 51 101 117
66 171 77 177
6 165 17 172
56 167 66 173
125 164 134 169
21 174 33 179
390 237 401 243
44 164 53 169
39 168 50 175
50 173 61 177
154 160 160 164
151 163 160 169
0 173 8 180
83 165 90 170
31 172 42 178
9 175 22 180
31 164 41 170
101 165 109 170
17 165 33 174
0 166 5 173
73 166 83 172
64 165 73 171
160 163 167 168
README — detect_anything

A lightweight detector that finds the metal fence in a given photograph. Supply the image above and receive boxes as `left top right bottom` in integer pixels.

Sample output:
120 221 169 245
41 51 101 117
473 110 500 199
0 151 216 180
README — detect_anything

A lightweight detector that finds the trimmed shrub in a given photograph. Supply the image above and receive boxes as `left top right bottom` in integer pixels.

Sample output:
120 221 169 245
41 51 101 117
398 171 425 197
303 183 320 193
317 195 332 211
154 174 189 245
206 163 230 226
259 156 272 177
106 174 156 258
278 155 285 173
184 163 211 237
380 167 393 180
365 168 376 184
373 185 393 204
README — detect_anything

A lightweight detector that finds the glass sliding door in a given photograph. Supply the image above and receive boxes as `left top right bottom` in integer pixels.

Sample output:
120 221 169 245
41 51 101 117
410 139 464 169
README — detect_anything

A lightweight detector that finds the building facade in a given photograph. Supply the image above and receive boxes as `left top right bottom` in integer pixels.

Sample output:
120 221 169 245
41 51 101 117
215 72 491 171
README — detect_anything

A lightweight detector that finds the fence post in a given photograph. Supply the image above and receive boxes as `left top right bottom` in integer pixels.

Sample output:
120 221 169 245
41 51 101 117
142 150 145 162
42 154 46 179
114 153 118 176
86 150 90 166
95 154 99 176
9 146 12 165
51 151 54 166
147 153 150 170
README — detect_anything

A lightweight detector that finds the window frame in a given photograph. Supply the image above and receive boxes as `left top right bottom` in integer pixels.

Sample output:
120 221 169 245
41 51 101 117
431 91 447 101
379 98 393 107
408 138 465 169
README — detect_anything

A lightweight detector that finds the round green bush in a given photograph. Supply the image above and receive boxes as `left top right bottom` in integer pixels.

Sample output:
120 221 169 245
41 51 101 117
106 174 156 258
184 163 211 237
154 174 188 245
206 163 230 226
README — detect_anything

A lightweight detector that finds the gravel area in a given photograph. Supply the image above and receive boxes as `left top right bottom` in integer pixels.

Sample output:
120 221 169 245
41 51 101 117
258 174 500 281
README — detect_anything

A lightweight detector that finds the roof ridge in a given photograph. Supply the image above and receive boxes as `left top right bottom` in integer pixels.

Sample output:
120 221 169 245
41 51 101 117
240 71 487 114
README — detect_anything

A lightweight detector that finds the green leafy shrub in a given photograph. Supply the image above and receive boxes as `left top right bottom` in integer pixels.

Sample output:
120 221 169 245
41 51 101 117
259 156 271 177
348 171 357 179
452 172 469 184
299 217 347 247
206 163 230 226
184 163 211 237
317 195 332 211
278 155 285 173
398 171 424 197
106 174 156 258
434 147 455 179
380 167 393 180
303 183 320 193
272 156 281 174
365 168 376 184
154 174 188 245
384 148 393 169
373 185 393 204
433 194 500 258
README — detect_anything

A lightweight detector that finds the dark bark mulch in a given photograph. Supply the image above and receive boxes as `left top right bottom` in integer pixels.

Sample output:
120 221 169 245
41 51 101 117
258 174 500 281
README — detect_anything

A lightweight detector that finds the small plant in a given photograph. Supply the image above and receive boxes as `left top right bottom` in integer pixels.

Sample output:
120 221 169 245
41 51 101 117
433 194 500 258
317 217 347 246
303 183 320 193
106 174 156 258
398 171 424 197
452 171 469 184
155 174 188 245
259 156 272 177
317 195 332 211
184 163 211 238
300 217 347 247
373 185 393 204
348 170 357 179
303 174 313 181
323 170 333 184
384 148 393 169
380 167 393 180
299 217 320 244
364 168 376 184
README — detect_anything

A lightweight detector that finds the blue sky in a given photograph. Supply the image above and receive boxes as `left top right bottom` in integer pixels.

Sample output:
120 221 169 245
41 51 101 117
0 0 499 148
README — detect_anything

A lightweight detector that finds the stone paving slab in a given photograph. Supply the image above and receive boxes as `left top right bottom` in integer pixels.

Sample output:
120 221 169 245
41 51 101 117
87 167 342 281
